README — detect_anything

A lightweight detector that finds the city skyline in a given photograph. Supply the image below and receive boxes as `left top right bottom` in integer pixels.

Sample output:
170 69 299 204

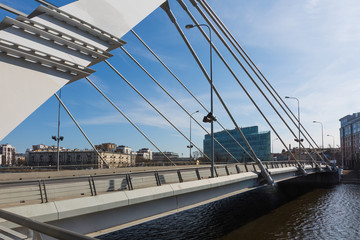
1 0 359 155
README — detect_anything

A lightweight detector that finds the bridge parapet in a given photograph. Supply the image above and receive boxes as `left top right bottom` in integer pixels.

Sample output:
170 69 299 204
0 161 317 208
0 161 332 237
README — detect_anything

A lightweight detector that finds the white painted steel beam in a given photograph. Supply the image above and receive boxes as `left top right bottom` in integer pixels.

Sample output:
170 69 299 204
0 0 165 141
0 37 95 140
0 3 27 17
15 16 114 66
59 0 166 39
28 5 126 51
0 54 70 140
0 39 94 79
0 17 95 67
32 13 118 52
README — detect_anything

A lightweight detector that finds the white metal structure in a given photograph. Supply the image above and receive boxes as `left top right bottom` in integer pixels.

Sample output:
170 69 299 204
0 0 166 141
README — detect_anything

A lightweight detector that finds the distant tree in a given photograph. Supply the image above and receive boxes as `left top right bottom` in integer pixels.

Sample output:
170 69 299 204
193 151 200 160
14 157 25 166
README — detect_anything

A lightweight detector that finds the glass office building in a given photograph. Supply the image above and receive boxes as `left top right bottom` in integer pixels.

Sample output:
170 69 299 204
203 126 270 163
340 112 360 169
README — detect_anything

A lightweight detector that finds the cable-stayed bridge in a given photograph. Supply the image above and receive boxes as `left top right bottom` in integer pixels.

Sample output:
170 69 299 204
0 0 340 239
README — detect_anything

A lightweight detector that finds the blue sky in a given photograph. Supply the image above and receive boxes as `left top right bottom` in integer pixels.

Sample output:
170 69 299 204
1 0 359 155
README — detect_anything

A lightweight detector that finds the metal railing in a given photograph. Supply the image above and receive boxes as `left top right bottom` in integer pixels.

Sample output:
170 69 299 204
0 209 96 240
0 161 316 208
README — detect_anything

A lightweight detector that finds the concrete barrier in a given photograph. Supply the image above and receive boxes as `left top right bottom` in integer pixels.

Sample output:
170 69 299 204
0 171 258 230
0 162 329 236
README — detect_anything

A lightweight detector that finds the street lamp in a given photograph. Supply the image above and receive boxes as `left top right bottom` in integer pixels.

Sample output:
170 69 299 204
313 121 324 149
54 88 63 171
327 134 335 160
186 23 215 178
52 135 64 171
187 110 199 159
285 96 303 161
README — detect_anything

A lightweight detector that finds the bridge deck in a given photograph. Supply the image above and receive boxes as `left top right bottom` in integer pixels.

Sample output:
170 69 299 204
0 162 310 208
0 162 332 238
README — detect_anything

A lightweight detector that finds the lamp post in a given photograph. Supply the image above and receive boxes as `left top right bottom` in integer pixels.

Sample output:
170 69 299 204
327 134 335 160
187 110 199 159
185 23 215 177
313 121 324 149
51 135 63 171
285 96 302 161
54 89 63 171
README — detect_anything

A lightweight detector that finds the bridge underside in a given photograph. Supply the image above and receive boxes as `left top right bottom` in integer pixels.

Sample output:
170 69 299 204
0 165 339 238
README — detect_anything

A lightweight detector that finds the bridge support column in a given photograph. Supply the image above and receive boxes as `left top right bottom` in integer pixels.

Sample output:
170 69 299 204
298 165 308 176
256 158 275 186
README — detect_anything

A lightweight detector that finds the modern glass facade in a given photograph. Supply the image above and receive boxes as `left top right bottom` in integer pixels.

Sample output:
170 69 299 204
339 112 360 169
203 126 270 163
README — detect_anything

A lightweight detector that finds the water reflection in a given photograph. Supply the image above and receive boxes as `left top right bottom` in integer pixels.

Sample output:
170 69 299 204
223 184 360 240
99 184 359 240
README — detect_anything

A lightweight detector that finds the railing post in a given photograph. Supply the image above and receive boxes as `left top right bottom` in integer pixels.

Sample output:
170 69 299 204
88 176 97 196
91 176 97 195
214 167 218 177
225 166 230 175
88 176 94 196
195 169 201 180
244 163 249 172
42 180 48 203
154 171 161 186
38 180 44 204
126 174 133 190
177 170 183 183
235 164 241 173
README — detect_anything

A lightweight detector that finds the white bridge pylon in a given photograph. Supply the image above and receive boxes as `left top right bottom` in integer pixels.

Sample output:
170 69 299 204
0 0 165 141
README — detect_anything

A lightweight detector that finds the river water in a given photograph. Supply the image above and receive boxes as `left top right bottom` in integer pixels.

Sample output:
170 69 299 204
99 184 360 240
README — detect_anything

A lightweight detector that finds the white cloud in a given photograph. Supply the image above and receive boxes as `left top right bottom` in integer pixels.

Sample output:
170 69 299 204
206 0 360 151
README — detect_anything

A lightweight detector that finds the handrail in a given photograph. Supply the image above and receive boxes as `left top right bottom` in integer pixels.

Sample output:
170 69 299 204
0 162 321 208
0 209 96 240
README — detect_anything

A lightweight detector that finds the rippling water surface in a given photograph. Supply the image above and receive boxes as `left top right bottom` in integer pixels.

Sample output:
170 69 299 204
99 184 360 240
223 184 360 240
